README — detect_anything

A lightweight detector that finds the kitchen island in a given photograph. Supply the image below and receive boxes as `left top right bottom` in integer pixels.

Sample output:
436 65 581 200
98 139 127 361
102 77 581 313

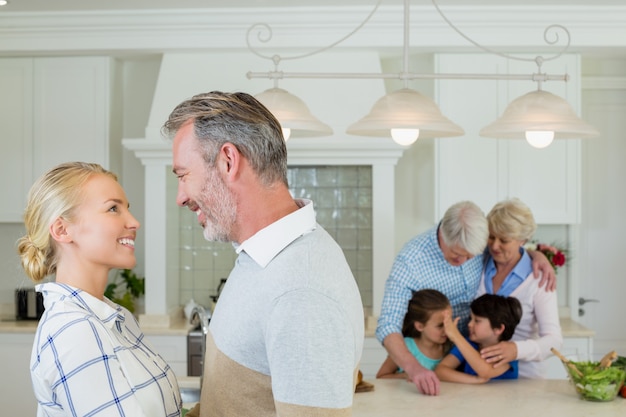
353 378 624 416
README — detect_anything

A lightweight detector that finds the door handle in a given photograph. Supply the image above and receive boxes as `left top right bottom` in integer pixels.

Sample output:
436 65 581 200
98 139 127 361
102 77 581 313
578 297 599 306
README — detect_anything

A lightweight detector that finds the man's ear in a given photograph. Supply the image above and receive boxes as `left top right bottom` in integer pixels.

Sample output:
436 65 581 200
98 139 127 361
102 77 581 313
219 142 241 180
49 218 72 243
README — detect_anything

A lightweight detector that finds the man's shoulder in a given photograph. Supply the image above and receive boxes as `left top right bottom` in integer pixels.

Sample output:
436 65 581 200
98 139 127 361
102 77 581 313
399 227 438 255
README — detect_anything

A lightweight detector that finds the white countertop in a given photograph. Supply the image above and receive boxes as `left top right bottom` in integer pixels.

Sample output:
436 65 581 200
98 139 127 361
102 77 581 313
353 378 624 416
0 315 194 335
174 376 625 415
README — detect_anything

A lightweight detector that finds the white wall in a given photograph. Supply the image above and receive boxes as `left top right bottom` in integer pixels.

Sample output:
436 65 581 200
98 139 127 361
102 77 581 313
119 55 162 279
578 57 626 358
0 56 161 316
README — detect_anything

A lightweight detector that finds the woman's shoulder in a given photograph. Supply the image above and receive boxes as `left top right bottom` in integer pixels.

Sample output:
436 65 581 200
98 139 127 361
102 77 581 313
36 308 103 341
35 295 118 348
514 270 557 300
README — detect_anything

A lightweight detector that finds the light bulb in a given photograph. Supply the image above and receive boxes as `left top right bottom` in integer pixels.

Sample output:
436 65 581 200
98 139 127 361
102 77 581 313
525 131 555 148
391 128 419 146
282 127 291 141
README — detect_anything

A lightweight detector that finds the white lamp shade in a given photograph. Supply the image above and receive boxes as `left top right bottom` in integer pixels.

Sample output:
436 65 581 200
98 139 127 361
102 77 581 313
479 90 600 139
254 87 333 138
346 88 464 139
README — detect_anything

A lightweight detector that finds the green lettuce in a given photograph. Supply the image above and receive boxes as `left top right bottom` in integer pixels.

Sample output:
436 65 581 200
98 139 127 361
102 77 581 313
567 361 626 402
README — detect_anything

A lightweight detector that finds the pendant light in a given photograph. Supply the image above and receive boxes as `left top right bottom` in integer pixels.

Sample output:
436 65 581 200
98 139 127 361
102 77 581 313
246 0 599 148
346 88 464 145
346 0 463 145
479 89 600 148
254 87 333 141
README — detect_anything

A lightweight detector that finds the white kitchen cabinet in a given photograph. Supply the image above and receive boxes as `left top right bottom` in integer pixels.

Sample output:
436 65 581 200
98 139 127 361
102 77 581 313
434 53 581 223
0 332 38 415
146 334 188 378
545 336 594 379
0 56 113 222
360 337 388 378
0 59 34 222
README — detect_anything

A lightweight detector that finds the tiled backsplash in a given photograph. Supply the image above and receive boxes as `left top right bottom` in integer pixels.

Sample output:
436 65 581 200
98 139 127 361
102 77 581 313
174 165 374 310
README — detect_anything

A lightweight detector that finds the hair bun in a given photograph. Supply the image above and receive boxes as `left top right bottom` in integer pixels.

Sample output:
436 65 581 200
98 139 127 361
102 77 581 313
17 235 49 283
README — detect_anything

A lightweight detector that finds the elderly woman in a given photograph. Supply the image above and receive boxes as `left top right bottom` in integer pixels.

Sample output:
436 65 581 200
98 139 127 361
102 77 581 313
476 198 563 378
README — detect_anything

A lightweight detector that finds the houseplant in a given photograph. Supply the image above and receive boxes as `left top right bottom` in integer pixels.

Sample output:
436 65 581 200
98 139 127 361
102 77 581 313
104 269 145 314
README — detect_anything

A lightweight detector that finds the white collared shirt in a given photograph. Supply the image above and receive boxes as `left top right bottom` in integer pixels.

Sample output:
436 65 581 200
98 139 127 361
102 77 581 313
235 198 316 268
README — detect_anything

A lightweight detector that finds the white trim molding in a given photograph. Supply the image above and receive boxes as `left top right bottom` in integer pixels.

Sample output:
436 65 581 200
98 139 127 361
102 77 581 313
0 6 625 55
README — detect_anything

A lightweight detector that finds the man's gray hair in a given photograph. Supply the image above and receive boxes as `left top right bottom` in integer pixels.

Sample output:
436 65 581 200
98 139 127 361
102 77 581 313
162 91 288 187
440 201 488 256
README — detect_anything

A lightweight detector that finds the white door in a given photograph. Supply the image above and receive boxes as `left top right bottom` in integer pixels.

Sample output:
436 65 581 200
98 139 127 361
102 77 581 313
578 81 626 359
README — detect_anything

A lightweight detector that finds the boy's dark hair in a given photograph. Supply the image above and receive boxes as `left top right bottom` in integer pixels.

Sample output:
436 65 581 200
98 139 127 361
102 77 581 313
470 294 522 341
402 289 451 338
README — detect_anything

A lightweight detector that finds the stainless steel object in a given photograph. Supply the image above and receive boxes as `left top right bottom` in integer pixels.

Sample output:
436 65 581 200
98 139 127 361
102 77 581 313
180 387 201 404
578 297 599 317
187 305 210 379
578 297 599 306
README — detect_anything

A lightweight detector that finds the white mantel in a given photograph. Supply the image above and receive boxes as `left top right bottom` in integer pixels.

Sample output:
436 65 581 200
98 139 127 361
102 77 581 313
123 136 406 326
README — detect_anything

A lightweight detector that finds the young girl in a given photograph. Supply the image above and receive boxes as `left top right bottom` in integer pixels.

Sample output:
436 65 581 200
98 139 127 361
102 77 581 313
18 162 182 416
376 289 451 378
435 293 522 383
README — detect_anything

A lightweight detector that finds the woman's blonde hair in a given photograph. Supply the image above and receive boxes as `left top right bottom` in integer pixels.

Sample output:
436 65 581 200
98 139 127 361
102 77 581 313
17 162 117 283
487 198 536 242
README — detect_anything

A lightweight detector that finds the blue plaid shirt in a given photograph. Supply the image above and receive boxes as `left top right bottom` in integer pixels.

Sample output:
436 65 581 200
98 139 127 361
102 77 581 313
376 226 484 342
32 283 182 417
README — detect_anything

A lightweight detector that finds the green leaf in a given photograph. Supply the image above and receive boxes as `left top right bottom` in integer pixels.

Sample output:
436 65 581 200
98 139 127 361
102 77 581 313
104 269 144 314
104 283 117 300
114 292 135 313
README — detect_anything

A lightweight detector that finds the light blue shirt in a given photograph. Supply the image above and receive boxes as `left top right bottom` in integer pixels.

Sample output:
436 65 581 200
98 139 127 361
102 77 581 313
483 248 533 296
376 225 485 342
398 337 442 372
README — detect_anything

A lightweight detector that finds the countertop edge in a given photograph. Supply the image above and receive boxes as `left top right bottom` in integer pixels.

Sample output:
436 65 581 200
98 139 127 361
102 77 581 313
0 315 195 335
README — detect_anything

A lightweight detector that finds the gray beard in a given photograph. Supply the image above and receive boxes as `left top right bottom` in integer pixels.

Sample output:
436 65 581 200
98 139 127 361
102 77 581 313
199 169 237 242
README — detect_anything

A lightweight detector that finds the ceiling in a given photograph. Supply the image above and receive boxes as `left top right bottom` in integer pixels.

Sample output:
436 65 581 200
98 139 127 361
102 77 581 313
1 0 624 13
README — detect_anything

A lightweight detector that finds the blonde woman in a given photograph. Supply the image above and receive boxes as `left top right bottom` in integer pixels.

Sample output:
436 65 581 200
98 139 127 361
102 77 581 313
476 198 563 378
18 162 182 417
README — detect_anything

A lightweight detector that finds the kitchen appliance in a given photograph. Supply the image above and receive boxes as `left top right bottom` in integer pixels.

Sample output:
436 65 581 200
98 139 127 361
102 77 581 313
187 327 205 377
15 288 44 320
187 304 211 377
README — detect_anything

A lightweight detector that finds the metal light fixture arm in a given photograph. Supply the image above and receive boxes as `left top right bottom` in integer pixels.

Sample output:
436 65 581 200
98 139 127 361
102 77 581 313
432 0 572 93
244 1 597 144
432 0 571 65
246 0 382 65
247 0 570 85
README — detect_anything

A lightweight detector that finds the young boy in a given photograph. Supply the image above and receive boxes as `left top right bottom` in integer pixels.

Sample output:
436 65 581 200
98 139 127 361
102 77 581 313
435 294 523 383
